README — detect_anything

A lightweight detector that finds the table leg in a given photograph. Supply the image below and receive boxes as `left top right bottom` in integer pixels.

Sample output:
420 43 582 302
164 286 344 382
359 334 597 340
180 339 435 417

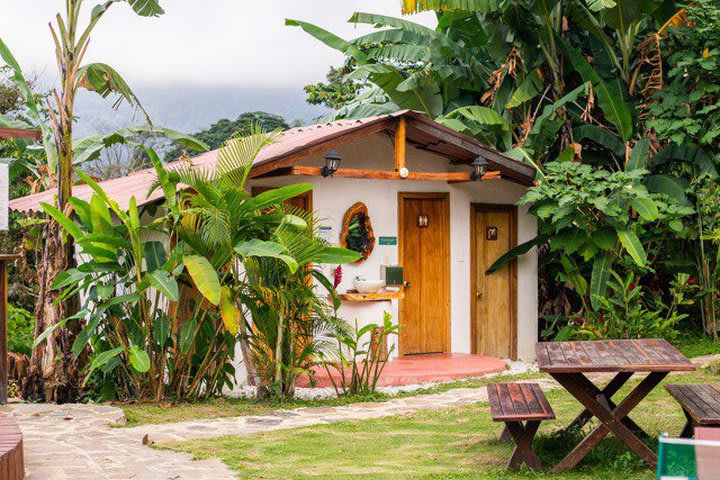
551 371 667 472
680 410 695 439
506 420 542 472
567 371 633 430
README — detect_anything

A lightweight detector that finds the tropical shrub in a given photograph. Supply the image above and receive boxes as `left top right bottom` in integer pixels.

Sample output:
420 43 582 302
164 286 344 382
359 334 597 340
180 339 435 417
8 304 33 356
517 160 693 310
150 127 361 399
320 311 400 396
40 169 236 400
558 271 695 340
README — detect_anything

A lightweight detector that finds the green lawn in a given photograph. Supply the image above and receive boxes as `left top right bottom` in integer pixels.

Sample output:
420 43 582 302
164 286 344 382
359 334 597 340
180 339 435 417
165 370 716 480
117 372 543 426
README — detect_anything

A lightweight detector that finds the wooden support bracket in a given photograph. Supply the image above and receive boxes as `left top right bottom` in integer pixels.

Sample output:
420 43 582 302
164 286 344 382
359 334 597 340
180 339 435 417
394 117 406 172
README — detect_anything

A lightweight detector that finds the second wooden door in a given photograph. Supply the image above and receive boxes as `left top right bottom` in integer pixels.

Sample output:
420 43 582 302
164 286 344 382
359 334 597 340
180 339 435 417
471 205 516 359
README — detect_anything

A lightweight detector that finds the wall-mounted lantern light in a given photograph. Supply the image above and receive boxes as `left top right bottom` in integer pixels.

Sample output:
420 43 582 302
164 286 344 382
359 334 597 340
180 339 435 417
322 149 342 177
470 155 489 181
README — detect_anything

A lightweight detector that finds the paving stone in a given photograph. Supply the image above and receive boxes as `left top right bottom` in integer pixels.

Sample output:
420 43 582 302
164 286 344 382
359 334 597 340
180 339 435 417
5 371 577 479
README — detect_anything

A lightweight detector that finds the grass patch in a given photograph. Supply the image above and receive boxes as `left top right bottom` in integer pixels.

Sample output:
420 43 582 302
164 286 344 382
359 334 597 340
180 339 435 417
165 370 717 480
116 371 544 427
672 332 720 359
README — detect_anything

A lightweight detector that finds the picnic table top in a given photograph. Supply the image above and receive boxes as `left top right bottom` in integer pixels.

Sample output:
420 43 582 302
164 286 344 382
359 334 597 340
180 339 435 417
535 338 696 373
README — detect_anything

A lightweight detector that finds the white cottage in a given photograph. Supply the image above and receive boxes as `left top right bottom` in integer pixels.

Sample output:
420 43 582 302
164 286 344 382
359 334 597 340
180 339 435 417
11 110 539 371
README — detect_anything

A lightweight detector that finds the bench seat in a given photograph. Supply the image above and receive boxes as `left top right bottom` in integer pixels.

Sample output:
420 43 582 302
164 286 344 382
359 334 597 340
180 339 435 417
665 384 720 438
487 382 554 471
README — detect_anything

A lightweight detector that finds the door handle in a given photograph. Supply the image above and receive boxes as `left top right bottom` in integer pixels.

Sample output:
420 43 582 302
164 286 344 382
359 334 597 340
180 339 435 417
404 281 411 288
476 292 484 299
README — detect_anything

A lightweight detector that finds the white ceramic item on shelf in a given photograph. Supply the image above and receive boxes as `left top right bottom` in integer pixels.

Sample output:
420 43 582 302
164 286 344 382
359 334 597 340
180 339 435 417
353 275 386 294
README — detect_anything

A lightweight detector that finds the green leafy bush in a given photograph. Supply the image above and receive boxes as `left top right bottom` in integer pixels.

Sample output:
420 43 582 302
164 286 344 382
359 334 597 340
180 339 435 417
558 272 696 340
8 304 33 356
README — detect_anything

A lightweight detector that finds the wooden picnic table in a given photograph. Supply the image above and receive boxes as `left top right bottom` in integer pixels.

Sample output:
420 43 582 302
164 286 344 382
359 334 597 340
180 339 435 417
536 338 696 472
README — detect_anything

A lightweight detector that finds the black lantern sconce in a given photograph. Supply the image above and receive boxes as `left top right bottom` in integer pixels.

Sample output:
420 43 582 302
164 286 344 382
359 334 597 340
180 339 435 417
470 155 489 181
322 149 342 177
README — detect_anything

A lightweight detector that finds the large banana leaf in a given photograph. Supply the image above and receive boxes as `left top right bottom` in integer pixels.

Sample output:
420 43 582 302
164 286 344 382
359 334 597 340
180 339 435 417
645 174 691 207
76 63 151 123
183 255 221 305
505 69 545 109
285 19 369 63
74 125 209 165
573 124 625 157
617 229 646 267
445 105 510 130
401 0 501 14
565 44 633 141
486 236 546 274
626 138 649 171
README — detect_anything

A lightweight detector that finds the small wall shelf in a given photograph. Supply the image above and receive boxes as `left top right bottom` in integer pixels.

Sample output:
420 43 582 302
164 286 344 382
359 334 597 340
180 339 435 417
337 289 404 302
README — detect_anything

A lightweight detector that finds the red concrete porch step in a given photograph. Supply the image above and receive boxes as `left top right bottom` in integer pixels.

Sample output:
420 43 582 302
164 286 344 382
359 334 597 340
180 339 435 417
300 353 507 388
0 414 24 480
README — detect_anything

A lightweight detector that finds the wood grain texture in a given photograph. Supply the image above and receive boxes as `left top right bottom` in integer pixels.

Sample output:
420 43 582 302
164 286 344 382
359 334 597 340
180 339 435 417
394 117 406 172
0 415 24 480
665 384 720 425
471 205 517 359
0 127 41 141
257 165 502 182
487 383 556 421
339 202 374 264
398 193 450 355
536 339 696 373
337 289 404 302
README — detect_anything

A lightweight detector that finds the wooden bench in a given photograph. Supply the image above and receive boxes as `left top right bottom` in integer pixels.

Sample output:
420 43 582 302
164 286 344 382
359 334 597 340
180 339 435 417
0 415 23 480
487 382 555 471
665 384 720 438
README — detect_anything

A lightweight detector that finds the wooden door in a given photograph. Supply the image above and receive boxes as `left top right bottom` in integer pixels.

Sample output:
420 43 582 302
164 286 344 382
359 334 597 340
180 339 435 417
471 205 517 359
399 193 450 355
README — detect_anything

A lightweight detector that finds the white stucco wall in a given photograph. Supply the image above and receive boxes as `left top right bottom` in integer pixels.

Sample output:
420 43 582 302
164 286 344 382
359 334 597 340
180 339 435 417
245 132 539 362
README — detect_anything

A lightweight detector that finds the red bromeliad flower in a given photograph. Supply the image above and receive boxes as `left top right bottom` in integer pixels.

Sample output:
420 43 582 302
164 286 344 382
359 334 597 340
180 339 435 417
332 265 343 290
685 277 696 286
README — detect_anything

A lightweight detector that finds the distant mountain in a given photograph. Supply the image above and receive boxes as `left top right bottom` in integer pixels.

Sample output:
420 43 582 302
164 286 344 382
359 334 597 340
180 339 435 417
74 85 331 137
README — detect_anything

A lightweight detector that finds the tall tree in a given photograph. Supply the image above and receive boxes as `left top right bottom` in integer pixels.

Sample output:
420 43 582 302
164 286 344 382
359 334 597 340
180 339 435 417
0 0 164 402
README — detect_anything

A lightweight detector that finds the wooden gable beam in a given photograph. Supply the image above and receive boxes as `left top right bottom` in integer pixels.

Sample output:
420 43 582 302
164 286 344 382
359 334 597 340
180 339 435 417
0 127 41 141
405 117 535 185
255 165 502 182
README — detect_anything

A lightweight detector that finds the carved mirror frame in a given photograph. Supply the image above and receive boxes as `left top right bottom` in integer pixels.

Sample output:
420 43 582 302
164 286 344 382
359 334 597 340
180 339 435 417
340 202 375 264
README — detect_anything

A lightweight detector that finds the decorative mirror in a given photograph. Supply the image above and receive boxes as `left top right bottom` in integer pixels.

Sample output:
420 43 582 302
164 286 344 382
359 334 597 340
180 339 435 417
340 202 375 264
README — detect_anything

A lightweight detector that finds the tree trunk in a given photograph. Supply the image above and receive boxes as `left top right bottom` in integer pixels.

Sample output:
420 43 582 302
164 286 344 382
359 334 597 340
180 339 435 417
23 220 84 402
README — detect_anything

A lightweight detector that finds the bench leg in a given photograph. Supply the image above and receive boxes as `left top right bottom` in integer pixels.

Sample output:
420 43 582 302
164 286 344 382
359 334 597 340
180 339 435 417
680 410 695 439
506 421 542 472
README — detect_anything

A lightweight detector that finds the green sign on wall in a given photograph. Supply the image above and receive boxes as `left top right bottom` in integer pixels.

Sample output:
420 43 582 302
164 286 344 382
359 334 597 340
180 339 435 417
379 236 398 246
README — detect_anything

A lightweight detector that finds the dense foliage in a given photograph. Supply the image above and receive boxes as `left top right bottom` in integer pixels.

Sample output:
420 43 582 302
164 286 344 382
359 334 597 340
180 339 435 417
292 0 720 340
43 129 360 400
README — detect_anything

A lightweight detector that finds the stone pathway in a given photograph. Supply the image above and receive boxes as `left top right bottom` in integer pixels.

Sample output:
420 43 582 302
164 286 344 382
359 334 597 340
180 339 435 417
2 367 674 479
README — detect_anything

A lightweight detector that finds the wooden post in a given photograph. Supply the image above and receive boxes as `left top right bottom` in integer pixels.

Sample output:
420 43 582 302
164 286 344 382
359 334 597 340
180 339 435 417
394 117 406 172
0 254 20 405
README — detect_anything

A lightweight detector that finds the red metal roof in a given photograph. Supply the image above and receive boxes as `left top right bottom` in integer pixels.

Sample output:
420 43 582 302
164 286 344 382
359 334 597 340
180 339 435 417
10 110 534 213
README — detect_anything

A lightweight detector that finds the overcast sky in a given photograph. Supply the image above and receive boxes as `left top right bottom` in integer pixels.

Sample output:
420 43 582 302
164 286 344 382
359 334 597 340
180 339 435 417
0 1 435 89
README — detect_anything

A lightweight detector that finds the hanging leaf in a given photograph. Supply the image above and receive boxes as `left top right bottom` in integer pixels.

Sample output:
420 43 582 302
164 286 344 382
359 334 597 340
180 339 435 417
220 287 240 336
617 230 647 267
590 253 613 310
180 318 198 355
565 44 633 141
143 241 167 272
313 247 362 264
128 345 151 373
645 175 691 207
183 255 221 305
76 63 150 123
486 236 546 274
148 270 179 301
446 106 510 130
626 138 649 171
235 239 299 273
505 69 544 109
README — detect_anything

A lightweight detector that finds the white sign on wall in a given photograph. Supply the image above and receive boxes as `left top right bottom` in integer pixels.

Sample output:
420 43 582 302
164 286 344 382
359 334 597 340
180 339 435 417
0 161 8 231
